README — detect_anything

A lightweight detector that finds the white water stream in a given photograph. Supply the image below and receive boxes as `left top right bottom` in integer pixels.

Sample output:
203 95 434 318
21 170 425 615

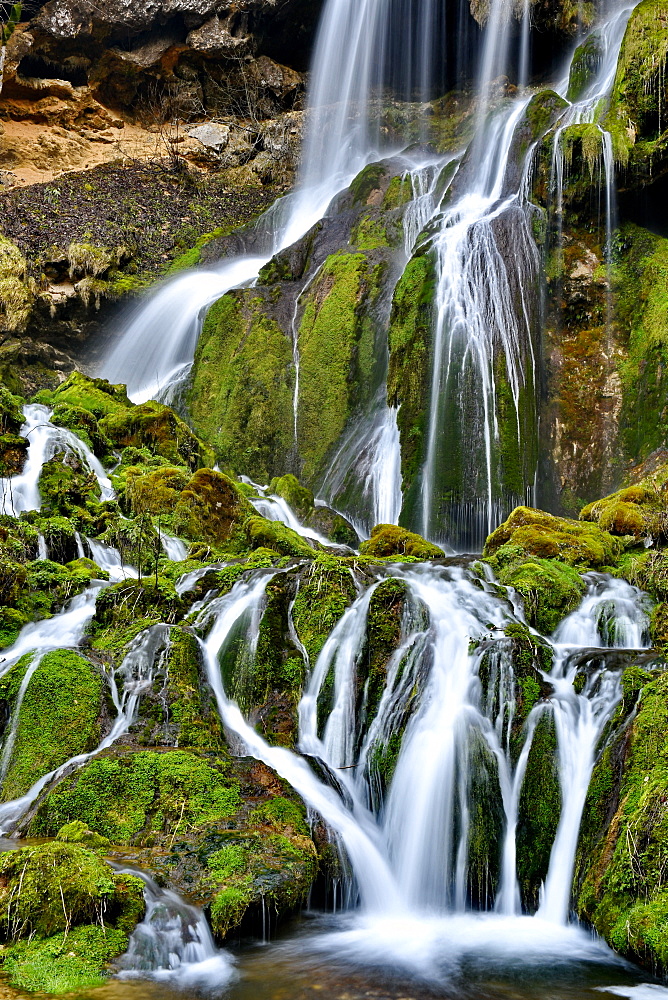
0 405 114 516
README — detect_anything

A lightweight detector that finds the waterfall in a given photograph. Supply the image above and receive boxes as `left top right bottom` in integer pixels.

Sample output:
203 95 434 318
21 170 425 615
116 867 235 985
0 405 114 517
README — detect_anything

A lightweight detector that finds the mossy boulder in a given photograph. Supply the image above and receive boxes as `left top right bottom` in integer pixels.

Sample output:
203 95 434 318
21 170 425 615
496 556 587 635
516 710 561 910
28 750 319 942
124 465 191 517
484 505 622 567
38 451 102 520
172 469 255 548
100 400 213 471
38 371 131 419
50 403 114 460
28 749 242 847
305 505 360 548
0 842 144 994
268 474 314 520
360 524 444 560
580 483 666 540
187 291 295 482
574 669 668 974
245 515 315 558
0 649 104 802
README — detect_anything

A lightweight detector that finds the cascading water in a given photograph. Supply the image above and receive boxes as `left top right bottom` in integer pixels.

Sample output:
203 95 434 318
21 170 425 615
116 867 235 986
0 405 114 516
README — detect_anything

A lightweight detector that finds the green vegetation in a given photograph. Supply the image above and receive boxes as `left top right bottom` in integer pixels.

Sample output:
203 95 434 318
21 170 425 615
484 505 622 567
0 650 103 801
30 750 241 845
0 841 144 993
360 524 444 560
187 292 294 481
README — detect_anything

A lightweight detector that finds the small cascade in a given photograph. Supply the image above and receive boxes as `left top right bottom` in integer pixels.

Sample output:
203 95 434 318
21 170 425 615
0 584 104 681
159 530 189 563
36 534 48 560
194 571 403 913
117 867 235 985
175 562 227 597
538 573 651 924
87 538 139 582
245 478 336 547
0 404 114 517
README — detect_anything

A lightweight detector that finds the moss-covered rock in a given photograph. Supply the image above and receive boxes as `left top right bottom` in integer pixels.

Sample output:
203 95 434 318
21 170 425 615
171 469 255 549
0 842 144 994
360 524 444 560
387 250 435 521
291 554 357 663
50 403 114 460
187 291 295 482
516 710 561 911
574 669 668 974
0 385 27 476
0 649 103 801
245 515 315 558
29 749 241 846
296 251 385 482
268 474 314 519
100 400 213 471
0 234 34 335
38 371 131 419
603 0 668 173
496 556 587 635
485 505 622 567
580 482 667 540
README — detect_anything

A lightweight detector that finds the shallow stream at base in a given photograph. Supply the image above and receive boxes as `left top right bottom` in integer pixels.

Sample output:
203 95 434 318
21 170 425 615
20 911 664 1000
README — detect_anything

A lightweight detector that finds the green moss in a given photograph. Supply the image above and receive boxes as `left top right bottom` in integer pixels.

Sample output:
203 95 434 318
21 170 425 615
496 556 587 634
567 33 603 101
292 555 356 662
351 213 395 251
50 403 113 459
100 400 213 471
360 524 444 560
523 90 570 139
164 627 225 749
166 228 227 273
0 925 131 994
0 650 103 801
363 579 408 723
29 750 241 846
36 371 131 419
387 251 435 521
187 292 294 482
349 163 388 205
249 796 309 835
56 820 111 849
245 516 315 558
516 711 561 910
575 670 668 973
485 505 622 567
172 469 254 549
603 0 668 168
0 234 33 333
382 174 414 210
616 225 668 462
297 251 384 481
37 452 101 520
0 841 144 939
267 474 314 519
